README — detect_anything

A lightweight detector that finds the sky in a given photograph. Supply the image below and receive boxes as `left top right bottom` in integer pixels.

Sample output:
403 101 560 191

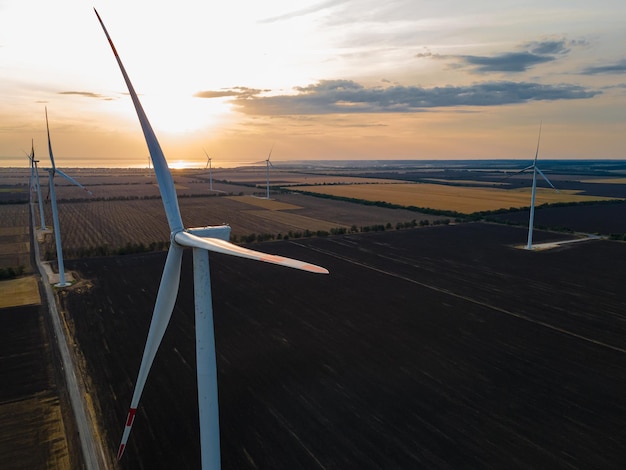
1 0 625 168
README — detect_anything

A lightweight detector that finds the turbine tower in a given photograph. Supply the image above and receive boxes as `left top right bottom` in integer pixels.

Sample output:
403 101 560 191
264 145 273 199
44 107 93 287
203 148 213 191
26 140 47 230
95 10 328 470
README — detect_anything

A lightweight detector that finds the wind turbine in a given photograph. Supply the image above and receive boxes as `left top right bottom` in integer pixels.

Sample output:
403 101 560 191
203 148 213 191
505 122 558 250
254 145 274 199
44 107 93 287
26 140 47 230
95 9 328 469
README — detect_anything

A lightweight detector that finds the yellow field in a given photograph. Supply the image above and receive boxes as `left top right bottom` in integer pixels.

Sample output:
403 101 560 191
293 183 619 214
0 276 41 308
227 195 302 211
244 210 349 232
580 178 626 184
423 179 506 186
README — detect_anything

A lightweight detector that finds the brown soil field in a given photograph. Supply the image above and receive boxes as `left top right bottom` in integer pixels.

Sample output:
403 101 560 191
0 304 75 469
226 195 302 211
491 201 626 235
35 193 442 258
0 203 31 272
63 223 625 469
293 183 619 213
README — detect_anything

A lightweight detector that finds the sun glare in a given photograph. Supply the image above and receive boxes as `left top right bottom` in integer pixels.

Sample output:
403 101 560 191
140 94 231 135
168 160 196 170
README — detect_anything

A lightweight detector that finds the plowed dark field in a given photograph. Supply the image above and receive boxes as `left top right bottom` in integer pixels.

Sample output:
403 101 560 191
492 201 626 234
63 223 625 469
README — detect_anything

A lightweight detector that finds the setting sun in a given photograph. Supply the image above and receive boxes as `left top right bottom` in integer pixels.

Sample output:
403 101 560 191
139 94 231 135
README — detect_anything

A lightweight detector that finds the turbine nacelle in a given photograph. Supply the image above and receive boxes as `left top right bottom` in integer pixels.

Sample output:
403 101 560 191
186 225 231 241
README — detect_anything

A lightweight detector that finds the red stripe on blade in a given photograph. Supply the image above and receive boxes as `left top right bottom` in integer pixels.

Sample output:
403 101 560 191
126 408 137 426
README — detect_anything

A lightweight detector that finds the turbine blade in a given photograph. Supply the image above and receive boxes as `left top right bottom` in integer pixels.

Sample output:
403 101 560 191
499 165 533 182
95 9 184 234
54 169 93 196
45 107 56 172
175 231 329 274
533 121 542 165
536 167 558 191
117 243 184 460
267 143 274 162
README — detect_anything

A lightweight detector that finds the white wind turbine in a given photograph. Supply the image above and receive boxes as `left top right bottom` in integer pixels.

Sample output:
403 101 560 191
265 146 273 199
203 148 213 191
44 107 93 287
26 139 47 230
95 9 328 469
506 122 558 250
254 145 274 199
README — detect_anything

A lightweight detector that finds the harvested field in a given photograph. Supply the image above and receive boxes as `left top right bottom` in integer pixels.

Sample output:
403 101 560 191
36 193 441 257
423 178 507 186
580 178 626 184
0 241 29 256
0 304 72 469
0 276 41 308
63 223 625 469
244 210 349 232
0 395 70 470
0 204 29 229
214 168 400 186
227 196 302 211
293 183 619 213
0 202 31 272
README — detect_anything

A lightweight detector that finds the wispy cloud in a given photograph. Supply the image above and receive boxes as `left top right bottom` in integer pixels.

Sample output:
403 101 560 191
197 79 599 115
581 59 626 75
58 91 113 100
422 38 581 73
193 87 266 99
259 0 345 23
459 52 556 73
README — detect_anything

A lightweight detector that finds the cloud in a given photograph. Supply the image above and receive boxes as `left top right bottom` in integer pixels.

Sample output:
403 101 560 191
425 38 578 73
460 52 556 73
581 59 626 75
193 86 266 99
58 91 113 100
259 0 346 23
220 79 600 115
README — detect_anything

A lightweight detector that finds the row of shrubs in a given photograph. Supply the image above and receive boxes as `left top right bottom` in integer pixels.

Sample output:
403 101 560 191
45 241 171 260
0 265 25 280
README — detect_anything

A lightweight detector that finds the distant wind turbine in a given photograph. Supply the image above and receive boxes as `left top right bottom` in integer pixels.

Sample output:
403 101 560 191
505 122 558 250
203 148 213 191
26 140 47 230
254 144 274 199
265 146 273 199
95 9 328 470
44 107 93 287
